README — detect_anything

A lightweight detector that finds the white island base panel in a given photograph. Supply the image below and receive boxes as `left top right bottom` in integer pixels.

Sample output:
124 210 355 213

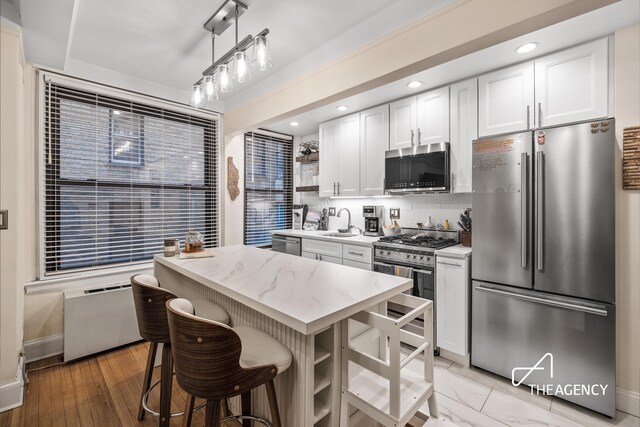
155 262 341 427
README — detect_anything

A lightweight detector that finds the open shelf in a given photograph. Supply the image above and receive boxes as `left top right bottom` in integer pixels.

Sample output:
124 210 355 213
314 346 331 365
314 372 331 394
313 396 331 423
296 185 319 192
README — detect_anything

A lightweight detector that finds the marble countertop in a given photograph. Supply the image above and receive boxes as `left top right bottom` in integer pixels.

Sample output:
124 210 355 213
154 245 412 335
270 229 380 247
435 244 472 258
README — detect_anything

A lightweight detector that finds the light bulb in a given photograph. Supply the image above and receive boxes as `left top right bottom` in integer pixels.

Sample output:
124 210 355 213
192 84 202 107
232 51 251 83
217 64 233 93
251 35 272 71
516 42 538 54
204 75 217 101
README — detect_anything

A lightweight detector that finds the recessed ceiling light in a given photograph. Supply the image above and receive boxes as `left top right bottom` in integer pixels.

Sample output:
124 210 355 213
407 81 422 89
336 105 348 111
290 121 299 127
516 42 538 54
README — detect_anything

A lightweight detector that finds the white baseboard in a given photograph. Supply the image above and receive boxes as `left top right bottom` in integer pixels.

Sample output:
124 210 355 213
0 356 25 412
616 387 640 417
24 334 63 363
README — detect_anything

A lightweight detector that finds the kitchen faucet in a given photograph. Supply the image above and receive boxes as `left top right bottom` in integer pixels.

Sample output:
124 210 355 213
337 208 352 233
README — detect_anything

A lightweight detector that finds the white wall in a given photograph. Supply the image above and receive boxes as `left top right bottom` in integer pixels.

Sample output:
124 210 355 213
0 24 34 405
613 23 640 414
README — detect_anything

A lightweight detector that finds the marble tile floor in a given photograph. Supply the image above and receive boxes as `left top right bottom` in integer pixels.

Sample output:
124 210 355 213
419 357 639 427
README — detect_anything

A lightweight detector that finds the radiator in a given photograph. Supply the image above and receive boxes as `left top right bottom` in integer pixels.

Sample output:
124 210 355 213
64 283 142 361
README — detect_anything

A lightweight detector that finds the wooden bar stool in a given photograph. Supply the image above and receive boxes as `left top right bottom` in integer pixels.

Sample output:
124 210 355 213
131 274 230 427
166 298 292 427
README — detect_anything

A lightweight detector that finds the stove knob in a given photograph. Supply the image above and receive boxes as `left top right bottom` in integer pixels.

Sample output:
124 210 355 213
420 256 424 260
413 255 417 260
406 254 410 259
387 251 391 256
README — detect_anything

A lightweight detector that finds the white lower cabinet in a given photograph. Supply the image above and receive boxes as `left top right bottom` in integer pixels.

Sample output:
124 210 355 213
436 254 470 358
300 238 372 269
303 251 342 264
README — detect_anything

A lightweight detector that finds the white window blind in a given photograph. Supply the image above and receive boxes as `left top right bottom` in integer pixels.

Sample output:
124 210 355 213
43 79 219 275
244 132 293 246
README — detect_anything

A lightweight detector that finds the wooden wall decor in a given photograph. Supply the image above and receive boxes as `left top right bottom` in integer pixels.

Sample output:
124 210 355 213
623 126 640 190
227 157 240 201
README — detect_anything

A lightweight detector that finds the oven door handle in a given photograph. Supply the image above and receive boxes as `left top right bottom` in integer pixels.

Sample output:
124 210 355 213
413 269 433 275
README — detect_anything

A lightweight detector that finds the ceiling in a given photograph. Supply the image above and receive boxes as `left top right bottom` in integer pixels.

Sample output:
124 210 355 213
13 0 454 108
265 0 640 136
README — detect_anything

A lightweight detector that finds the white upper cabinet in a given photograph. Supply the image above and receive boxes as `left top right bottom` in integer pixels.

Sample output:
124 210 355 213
535 38 609 128
449 78 477 194
359 105 389 196
417 86 450 145
336 113 361 197
389 97 417 150
478 62 534 137
319 119 339 198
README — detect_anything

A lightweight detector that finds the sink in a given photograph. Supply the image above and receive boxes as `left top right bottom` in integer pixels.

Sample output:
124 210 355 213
324 232 359 238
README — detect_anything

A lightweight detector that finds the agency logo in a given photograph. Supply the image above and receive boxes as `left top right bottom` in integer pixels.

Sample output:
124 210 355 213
512 353 608 397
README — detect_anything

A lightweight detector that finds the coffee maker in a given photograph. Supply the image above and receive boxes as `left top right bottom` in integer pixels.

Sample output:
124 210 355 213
362 206 384 236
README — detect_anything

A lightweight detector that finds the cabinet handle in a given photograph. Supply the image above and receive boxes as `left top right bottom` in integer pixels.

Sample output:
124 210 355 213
538 102 542 128
437 261 462 267
333 182 336 196
417 128 421 145
337 182 341 196
315 254 318 260
348 251 363 256
319 255 323 261
410 129 415 146
526 105 530 129
451 173 455 193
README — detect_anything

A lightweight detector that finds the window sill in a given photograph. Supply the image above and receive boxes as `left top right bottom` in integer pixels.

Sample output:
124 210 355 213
25 262 154 295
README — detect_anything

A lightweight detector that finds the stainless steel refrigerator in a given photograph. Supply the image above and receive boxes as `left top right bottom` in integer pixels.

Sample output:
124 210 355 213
471 119 616 417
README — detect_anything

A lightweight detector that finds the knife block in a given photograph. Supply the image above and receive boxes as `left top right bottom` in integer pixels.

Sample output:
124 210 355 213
461 231 472 247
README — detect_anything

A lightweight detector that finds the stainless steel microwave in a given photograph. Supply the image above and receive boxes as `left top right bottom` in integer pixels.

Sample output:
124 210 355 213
384 143 449 193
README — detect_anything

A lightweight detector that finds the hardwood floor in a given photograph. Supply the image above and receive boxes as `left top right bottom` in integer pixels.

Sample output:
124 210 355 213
1 341 427 427
0 342 241 427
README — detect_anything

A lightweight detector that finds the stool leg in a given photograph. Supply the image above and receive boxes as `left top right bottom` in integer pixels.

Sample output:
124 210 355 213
265 379 282 427
241 391 251 427
138 342 157 420
182 393 196 427
205 399 221 427
159 342 173 427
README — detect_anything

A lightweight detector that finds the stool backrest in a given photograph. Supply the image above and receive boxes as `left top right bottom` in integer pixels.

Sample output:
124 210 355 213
166 298 276 399
131 274 177 343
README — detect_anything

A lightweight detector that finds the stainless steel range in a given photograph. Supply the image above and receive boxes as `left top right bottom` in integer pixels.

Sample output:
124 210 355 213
373 228 459 352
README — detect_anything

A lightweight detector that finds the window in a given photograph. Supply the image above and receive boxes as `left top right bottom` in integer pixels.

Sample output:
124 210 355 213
109 110 143 165
42 78 219 275
244 132 293 246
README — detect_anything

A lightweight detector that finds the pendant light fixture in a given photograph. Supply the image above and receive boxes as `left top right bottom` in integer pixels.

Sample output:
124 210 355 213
251 34 272 71
192 0 272 105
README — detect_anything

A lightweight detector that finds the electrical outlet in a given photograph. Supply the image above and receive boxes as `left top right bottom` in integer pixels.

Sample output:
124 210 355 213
390 208 400 219
328 207 336 216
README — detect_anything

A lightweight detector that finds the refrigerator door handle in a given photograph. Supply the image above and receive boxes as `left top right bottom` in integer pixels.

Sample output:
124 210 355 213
526 105 530 130
536 151 545 271
521 152 528 268
474 285 608 316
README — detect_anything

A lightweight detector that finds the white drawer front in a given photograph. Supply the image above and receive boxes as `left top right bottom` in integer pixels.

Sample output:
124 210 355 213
302 239 343 257
342 244 372 263
343 259 372 271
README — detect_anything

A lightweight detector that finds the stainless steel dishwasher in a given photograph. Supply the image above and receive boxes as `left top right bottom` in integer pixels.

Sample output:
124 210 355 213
271 235 301 256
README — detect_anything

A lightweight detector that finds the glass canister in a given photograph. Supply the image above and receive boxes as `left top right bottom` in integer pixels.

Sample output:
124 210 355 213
184 231 204 253
163 238 180 257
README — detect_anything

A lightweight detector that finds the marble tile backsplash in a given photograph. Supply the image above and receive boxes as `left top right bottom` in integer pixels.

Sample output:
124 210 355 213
295 192 472 231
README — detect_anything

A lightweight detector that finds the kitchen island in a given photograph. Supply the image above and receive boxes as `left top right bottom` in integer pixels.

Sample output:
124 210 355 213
154 245 414 426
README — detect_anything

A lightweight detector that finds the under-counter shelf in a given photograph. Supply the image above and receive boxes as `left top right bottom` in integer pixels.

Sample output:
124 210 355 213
313 396 331 423
314 346 331 365
314 371 332 394
296 185 319 192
